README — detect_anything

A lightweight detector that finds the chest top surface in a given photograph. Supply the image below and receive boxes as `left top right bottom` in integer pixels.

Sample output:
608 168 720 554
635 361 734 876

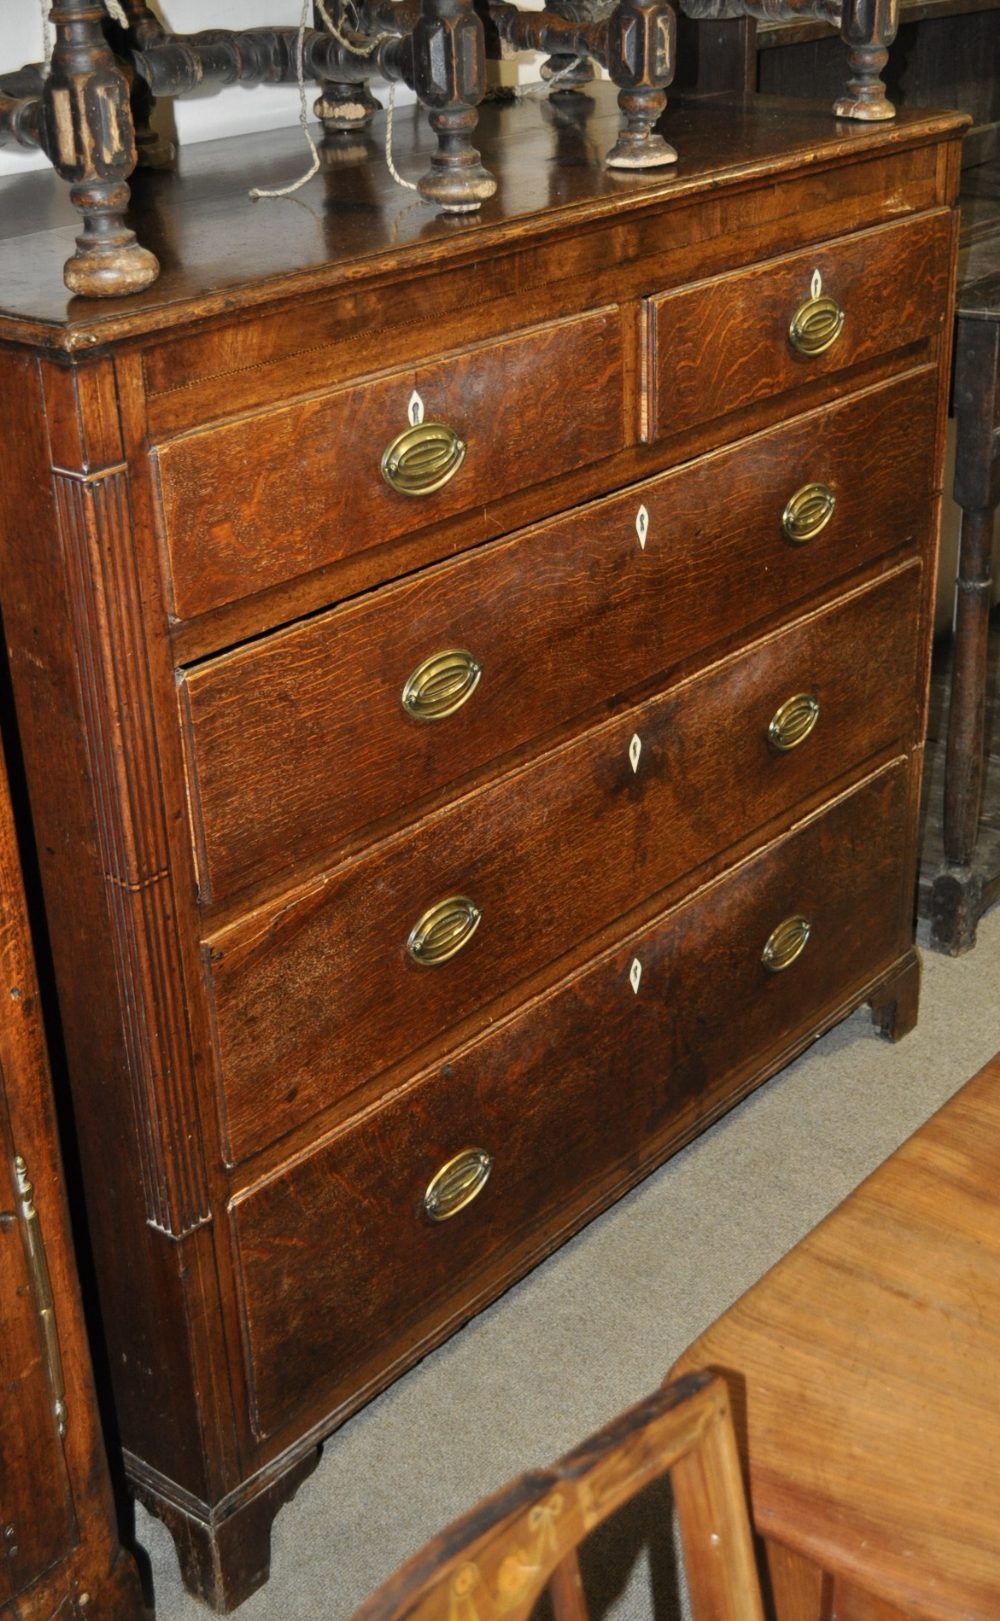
0 86 968 350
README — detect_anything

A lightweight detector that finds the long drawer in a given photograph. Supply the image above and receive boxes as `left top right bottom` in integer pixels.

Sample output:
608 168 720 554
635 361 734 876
207 566 920 1164
644 210 953 444
228 760 910 1441
152 308 625 621
181 368 936 904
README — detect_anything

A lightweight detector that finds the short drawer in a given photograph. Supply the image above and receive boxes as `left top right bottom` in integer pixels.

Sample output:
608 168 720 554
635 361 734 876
644 211 952 445
207 566 920 1164
181 367 935 904
229 760 910 1441
152 308 625 621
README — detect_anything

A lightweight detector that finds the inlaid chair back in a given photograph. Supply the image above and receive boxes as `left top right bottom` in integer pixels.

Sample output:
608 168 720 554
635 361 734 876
350 1372 765 1621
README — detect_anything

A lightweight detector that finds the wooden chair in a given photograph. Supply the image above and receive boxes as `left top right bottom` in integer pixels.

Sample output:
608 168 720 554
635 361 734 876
349 1372 765 1621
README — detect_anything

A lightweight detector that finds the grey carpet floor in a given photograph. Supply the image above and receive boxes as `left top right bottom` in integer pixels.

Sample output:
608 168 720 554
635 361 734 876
134 905 1000 1619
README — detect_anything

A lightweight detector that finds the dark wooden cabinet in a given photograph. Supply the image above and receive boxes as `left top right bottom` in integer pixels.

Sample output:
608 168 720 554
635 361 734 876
0 87 965 1611
0 732 145 1620
753 0 1000 167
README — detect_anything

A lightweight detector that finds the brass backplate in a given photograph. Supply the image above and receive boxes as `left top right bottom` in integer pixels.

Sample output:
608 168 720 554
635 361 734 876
402 649 482 721
788 293 845 357
381 421 467 496
782 483 836 544
768 693 820 752
407 895 482 965
762 915 811 973
423 1148 494 1222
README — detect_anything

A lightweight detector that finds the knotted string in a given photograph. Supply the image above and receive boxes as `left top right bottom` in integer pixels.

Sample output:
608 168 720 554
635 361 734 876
249 0 322 198
315 0 418 192
37 0 586 201
246 0 418 199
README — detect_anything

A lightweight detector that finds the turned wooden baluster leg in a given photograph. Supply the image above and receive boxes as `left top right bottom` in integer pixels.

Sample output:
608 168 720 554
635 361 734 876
931 314 1000 954
41 0 158 296
315 76 384 130
411 0 497 212
130 75 175 169
539 3 596 94
111 0 176 168
605 0 677 170
312 1 384 133
832 0 898 121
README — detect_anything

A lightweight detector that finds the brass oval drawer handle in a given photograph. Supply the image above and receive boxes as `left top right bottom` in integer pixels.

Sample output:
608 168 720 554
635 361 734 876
788 292 845 357
768 693 820 752
782 482 836 544
381 421 467 497
762 915 811 973
424 1147 494 1222
407 895 482 966
402 649 482 721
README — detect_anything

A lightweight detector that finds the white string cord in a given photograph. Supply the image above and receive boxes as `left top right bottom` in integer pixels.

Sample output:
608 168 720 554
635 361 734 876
510 55 590 98
316 0 391 57
383 82 419 190
546 55 590 87
315 0 418 192
39 0 586 195
249 0 322 200
246 0 420 200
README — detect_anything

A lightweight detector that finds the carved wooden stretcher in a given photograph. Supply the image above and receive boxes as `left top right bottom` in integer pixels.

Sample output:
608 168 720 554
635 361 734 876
0 0 898 299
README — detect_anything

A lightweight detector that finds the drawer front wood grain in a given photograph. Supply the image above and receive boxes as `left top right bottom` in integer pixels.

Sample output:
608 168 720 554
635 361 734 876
207 566 920 1164
229 761 910 1441
181 368 935 904
645 211 952 444
153 308 625 621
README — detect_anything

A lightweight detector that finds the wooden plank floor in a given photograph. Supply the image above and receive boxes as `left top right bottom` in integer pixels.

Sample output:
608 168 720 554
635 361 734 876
918 610 1000 924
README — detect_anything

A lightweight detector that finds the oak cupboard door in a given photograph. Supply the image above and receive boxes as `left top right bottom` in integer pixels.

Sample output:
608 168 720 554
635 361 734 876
0 732 145 1621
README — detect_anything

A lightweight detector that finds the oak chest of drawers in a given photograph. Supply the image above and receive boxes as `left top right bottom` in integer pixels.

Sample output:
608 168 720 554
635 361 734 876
0 86 965 1610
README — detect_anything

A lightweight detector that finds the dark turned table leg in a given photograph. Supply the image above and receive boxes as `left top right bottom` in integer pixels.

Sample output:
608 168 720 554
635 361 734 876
605 0 677 170
832 0 898 122
312 0 384 135
411 0 497 211
42 0 159 297
930 309 1000 954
